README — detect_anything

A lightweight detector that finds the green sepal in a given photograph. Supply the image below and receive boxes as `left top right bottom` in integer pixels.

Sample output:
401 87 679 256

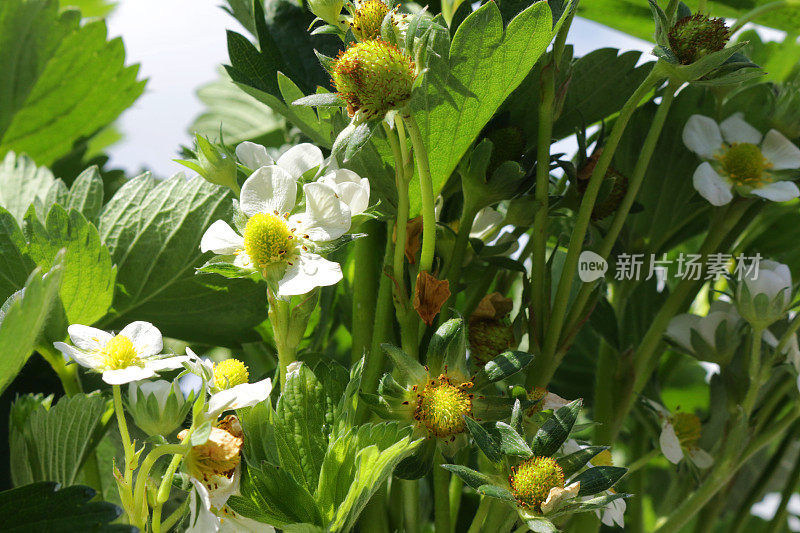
530 399 582 457
559 446 609 478
572 465 627 496
427 317 467 376
525 517 559 533
488 421 532 458
464 416 503 463
441 464 493 490
472 396 523 421
472 350 534 389
381 343 427 384
292 93 346 107
476 483 516 502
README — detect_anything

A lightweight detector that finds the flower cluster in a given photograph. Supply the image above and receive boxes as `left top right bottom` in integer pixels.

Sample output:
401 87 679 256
200 142 370 296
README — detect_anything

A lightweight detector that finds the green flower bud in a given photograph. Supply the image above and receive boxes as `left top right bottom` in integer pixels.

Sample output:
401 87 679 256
127 380 195 437
309 0 345 26
735 260 793 329
332 39 416 119
177 135 239 192
667 14 731 65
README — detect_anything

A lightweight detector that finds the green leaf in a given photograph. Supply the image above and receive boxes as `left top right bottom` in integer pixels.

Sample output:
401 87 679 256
189 68 285 146
0 482 131 532
274 363 330 491
0 262 63 394
97 173 266 346
60 0 117 18
488 421 533 457
10 393 111 486
0 1 144 165
327 424 421 532
66 167 104 222
473 350 534 389
572 465 627 496
227 461 323 527
292 92 346 107
476 483 516 502
530 399 582 457
0 207 35 304
0 152 56 223
559 446 609 478
409 0 558 215
381 343 427 384
25 204 116 326
441 464 493 490
427 317 467 376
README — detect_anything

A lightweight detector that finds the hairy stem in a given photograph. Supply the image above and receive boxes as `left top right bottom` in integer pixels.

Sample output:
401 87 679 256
403 113 436 274
433 454 452 533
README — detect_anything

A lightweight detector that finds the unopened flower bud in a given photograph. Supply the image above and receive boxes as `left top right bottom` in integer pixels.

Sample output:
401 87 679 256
127 380 195 437
178 135 239 192
736 260 792 329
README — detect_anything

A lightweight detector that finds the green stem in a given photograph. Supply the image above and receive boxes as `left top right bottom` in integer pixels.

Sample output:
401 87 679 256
433 454 452 533
776 312 800 356
742 327 765 415
151 428 194 533
361 485 391 533
529 68 662 387
403 113 436 274
466 497 492 533
440 202 478 323
562 78 680 345
449 471 463 530
269 294 298 389
401 479 420 533
38 345 83 396
113 385 135 486
160 494 191 532
531 58 556 348
357 223 394 423
351 220 383 364
132 443 189 527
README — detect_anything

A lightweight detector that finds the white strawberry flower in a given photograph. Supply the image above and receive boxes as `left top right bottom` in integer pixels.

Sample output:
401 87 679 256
682 113 800 206
469 207 503 240
187 479 274 533
235 142 324 180
53 321 187 385
645 399 714 469
185 348 272 417
200 155 358 296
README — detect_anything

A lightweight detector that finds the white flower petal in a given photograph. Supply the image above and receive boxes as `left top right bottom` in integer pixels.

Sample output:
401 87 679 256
144 356 191 372
688 447 715 469
693 162 733 206
334 181 370 216
751 180 800 202
67 324 112 351
201 220 244 255
276 143 324 178
240 166 297 217
761 129 800 170
602 498 626 527
277 253 343 296
659 421 685 464
119 321 163 358
720 113 763 145
130 380 173 410
293 182 351 241
188 480 221 533
219 514 275 533
102 366 157 385
683 115 724 159
53 342 101 369
207 378 272 416
235 142 274 170
541 392 571 411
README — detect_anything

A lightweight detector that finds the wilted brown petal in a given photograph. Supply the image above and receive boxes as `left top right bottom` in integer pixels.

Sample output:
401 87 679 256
413 271 451 326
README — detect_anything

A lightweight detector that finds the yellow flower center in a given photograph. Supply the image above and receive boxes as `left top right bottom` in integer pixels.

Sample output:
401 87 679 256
509 456 565 512
100 335 140 370
243 213 296 267
180 415 243 482
213 358 250 390
414 375 473 438
718 142 772 185
671 412 702 449
351 0 390 41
